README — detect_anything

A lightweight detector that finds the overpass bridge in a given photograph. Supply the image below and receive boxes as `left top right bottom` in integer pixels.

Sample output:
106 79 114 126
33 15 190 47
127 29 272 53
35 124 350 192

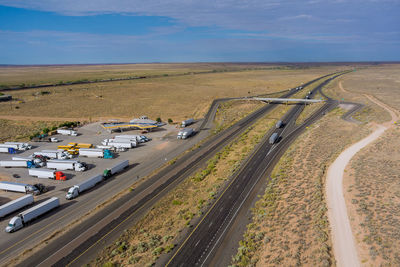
249 97 325 104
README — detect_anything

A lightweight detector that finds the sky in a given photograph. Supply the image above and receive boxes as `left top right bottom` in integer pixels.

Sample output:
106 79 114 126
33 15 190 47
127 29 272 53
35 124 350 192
0 0 399 64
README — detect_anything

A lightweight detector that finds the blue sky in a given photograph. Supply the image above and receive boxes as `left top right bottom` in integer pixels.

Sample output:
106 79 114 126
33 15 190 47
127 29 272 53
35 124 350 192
0 0 399 64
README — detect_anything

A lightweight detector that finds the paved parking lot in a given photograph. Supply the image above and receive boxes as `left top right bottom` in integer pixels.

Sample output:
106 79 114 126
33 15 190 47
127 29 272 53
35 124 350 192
0 121 189 204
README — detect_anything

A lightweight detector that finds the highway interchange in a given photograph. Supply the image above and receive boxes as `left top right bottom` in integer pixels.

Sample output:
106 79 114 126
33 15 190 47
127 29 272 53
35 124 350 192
0 71 350 267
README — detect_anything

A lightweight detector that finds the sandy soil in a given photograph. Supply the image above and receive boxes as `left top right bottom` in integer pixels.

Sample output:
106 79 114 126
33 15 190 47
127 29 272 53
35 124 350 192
326 82 399 267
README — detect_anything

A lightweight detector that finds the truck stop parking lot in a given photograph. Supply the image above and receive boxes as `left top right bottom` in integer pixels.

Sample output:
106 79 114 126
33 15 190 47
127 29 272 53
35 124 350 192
0 121 195 206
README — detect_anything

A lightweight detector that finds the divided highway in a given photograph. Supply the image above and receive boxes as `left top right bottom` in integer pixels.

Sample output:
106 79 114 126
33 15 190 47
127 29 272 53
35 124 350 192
165 72 349 266
8 72 340 267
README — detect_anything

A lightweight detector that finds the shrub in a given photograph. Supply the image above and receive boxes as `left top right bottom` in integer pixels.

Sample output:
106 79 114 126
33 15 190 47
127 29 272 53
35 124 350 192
156 117 162 123
168 118 173 124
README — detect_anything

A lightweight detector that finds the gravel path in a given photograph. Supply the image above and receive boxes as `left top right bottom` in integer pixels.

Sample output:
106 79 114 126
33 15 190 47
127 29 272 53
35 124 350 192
326 83 399 267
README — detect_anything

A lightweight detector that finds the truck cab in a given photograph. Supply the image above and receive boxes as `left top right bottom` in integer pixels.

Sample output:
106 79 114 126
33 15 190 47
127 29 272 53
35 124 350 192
55 171 67 181
66 186 79 200
5 216 23 233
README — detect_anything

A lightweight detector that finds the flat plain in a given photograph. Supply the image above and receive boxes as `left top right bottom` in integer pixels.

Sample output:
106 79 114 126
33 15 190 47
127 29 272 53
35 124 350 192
0 63 346 141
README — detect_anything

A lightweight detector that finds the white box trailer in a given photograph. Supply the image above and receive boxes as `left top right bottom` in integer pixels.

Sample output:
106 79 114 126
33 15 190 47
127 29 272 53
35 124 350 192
103 160 129 178
79 148 104 158
46 160 87 172
57 129 77 136
0 181 40 195
114 138 137 146
0 160 31 168
66 174 104 200
0 147 10 153
181 118 194 127
101 141 133 149
5 197 59 232
115 135 143 143
0 194 34 218
4 142 32 150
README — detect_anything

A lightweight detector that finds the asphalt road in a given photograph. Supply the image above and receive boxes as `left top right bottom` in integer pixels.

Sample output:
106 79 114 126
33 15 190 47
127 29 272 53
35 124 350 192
164 72 349 266
7 72 339 267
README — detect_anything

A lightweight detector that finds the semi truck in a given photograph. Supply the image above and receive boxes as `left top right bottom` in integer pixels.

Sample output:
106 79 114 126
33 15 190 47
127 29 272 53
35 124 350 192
5 197 60 233
12 156 45 167
46 160 87 172
66 174 104 200
0 195 34 218
33 151 71 160
0 160 36 168
28 169 67 180
31 136 59 142
4 142 32 150
177 128 194 139
57 129 78 136
181 118 194 127
0 144 28 151
103 160 129 178
115 135 149 143
269 133 279 144
275 120 284 129
79 148 113 158
0 181 40 195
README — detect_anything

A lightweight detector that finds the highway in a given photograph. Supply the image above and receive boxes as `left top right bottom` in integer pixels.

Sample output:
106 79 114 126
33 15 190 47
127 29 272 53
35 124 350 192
5 73 339 267
164 72 348 266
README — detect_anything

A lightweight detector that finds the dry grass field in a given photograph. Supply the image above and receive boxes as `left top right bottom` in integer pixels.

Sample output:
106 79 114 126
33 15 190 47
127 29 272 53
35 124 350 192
0 65 348 142
0 63 276 88
231 108 371 267
0 68 345 121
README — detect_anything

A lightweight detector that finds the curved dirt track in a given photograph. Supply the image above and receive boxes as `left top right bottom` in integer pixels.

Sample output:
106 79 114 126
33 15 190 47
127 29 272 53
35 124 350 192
326 125 386 267
327 83 399 267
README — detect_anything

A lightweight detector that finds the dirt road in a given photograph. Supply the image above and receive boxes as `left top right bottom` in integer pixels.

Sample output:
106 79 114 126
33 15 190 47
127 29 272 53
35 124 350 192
326 83 399 267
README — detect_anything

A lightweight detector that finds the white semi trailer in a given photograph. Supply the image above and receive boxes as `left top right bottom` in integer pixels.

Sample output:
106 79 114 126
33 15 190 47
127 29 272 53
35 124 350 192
101 141 133 149
0 195 34 218
181 118 194 127
5 197 60 233
0 181 40 195
66 174 104 200
57 129 78 136
46 160 87 172
103 160 129 178
0 160 33 168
